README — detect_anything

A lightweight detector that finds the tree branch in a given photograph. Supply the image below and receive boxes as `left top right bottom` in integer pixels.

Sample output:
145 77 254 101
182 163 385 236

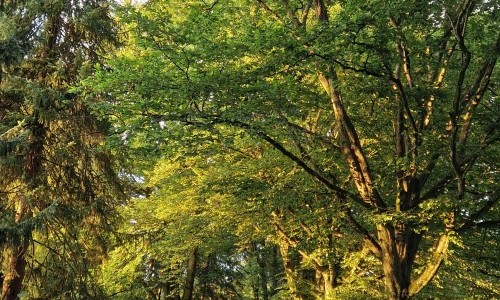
319 70 386 209
301 0 313 27
475 220 500 229
458 39 499 150
389 18 415 88
255 0 283 23
212 117 369 207
409 233 450 296
283 117 340 152
346 211 381 258
280 0 301 27
457 197 499 233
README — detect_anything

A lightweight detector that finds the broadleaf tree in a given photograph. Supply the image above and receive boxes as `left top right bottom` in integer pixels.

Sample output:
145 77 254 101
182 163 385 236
85 0 498 299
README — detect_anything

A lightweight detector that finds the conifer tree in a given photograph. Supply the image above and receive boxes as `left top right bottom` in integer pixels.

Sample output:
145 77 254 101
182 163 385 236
0 1 122 298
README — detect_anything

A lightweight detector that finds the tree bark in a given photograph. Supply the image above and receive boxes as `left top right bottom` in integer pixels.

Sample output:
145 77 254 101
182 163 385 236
256 248 269 300
181 247 198 300
1 244 27 300
376 222 433 300
268 246 279 296
321 265 335 299
409 234 450 296
314 264 335 299
377 224 411 300
159 279 181 300
278 241 303 300
1 196 30 300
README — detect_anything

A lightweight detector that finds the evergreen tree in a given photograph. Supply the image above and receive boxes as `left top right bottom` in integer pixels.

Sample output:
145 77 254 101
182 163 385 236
0 1 122 299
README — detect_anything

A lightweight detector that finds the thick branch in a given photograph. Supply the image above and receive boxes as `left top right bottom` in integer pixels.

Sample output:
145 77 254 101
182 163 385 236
389 18 415 88
346 211 381 258
408 233 450 296
458 39 499 150
214 117 368 207
391 78 419 139
448 1 475 195
474 220 500 229
301 0 313 27
314 0 328 22
422 28 456 128
280 0 301 27
255 0 283 23
319 71 386 209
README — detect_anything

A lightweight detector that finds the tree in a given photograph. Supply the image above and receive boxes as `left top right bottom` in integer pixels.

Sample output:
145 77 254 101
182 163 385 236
100 150 265 300
0 1 122 298
86 0 498 299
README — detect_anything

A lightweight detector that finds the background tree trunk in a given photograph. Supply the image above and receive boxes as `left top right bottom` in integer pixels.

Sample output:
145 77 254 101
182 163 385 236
181 247 198 300
256 249 269 300
278 241 302 300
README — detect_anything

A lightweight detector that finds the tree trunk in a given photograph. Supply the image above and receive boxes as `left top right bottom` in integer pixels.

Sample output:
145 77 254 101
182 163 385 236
376 218 451 300
181 247 198 300
313 262 336 300
1 197 31 300
256 246 269 300
268 246 279 297
252 285 259 300
278 241 302 300
1 245 27 300
159 280 181 300
321 266 335 299
1 119 44 300
377 224 410 300
377 223 423 300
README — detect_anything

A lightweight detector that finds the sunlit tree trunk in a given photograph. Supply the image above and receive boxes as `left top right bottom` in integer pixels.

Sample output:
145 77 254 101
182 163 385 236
377 224 413 300
315 264 336 299
278 241 303 300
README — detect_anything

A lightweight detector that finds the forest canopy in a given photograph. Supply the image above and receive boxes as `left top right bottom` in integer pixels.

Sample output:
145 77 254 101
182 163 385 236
0 0 498 299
